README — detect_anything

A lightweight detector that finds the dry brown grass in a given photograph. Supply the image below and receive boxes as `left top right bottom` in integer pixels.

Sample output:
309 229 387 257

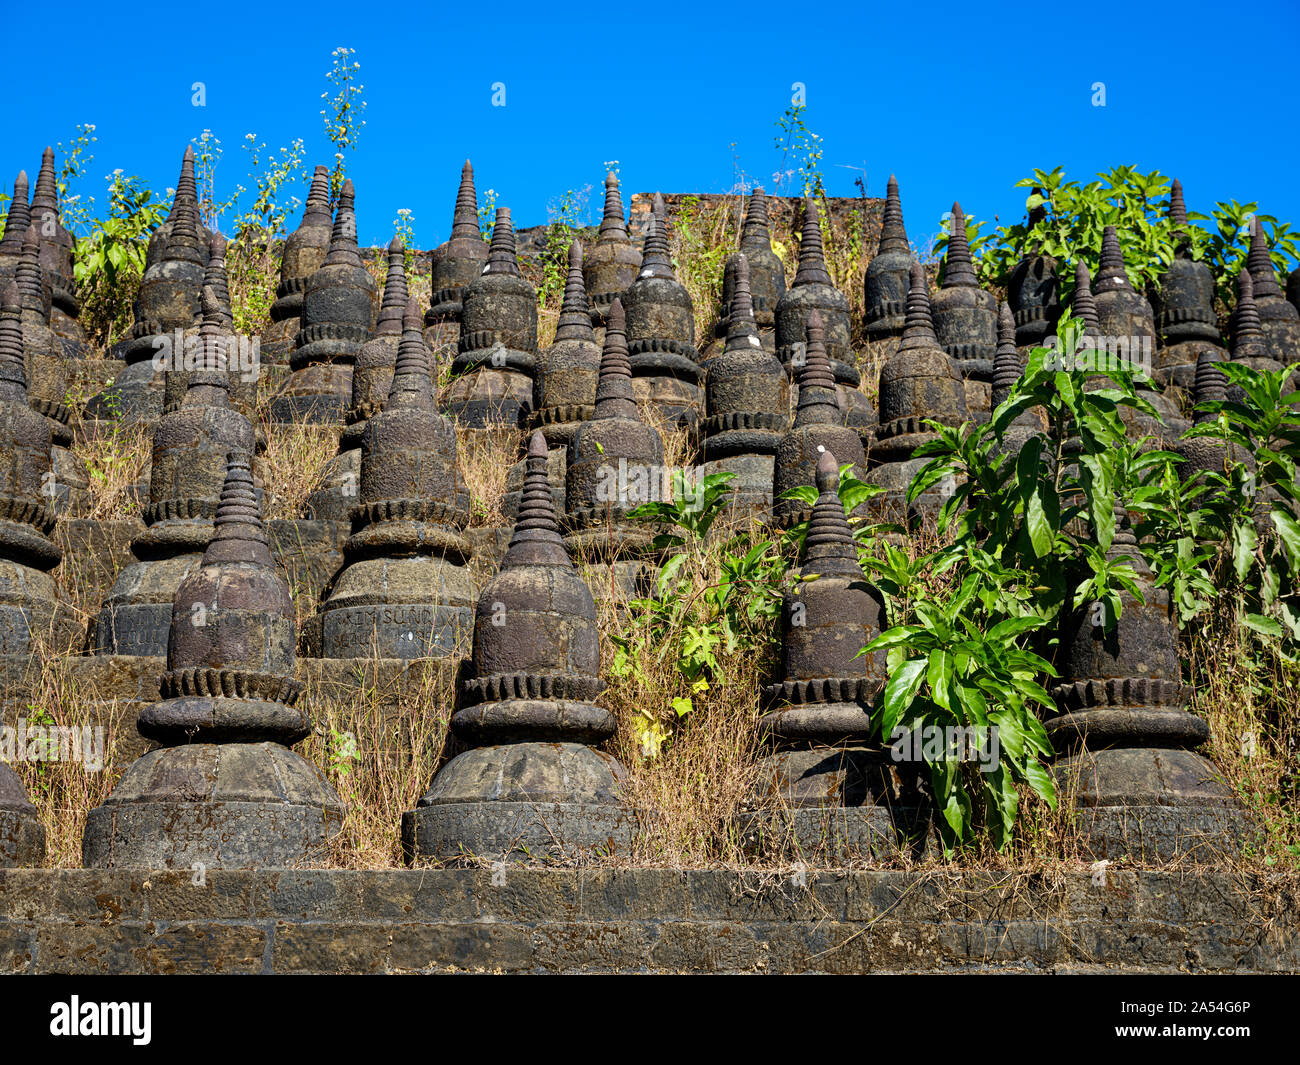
257 420 340 520
71 420 151 522
455 425 520 527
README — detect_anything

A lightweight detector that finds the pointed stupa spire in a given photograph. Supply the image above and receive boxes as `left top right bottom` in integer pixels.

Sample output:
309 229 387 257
205 451 270 563
878 175 909 255
376 235 409 335
386 297 435 409
792 197 833 288
941 203 978 288
16 226 45 314
593 298 638 420
556 240 594 340
1094 225 1132 292
30 148 59 215
202 231 231 328
1192 345 1228 411
167 175 205 265
451 160 480 239
898 263 939 351
323 179 361 267
802 451 860 576
638 199 674 278
191 284 234 385
482 207 520 277
724 253 759 347
170 145 199 224
598 171 628 238
991 302 1020 408
302 165 333 226
0 281 27 398
1168 178 1188 229
741 187 772 248
1072 260 1101 334
1246 217 1283 299
792 309 840 425
1232 269 1267 359
504 430 570 566
0 172 30 256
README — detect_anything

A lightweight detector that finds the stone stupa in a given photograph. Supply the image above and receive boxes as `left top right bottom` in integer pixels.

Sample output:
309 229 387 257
403 430 633 862
83 453 343 868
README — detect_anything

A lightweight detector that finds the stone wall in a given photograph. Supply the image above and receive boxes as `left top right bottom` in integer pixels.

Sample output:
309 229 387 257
1 868 1295 974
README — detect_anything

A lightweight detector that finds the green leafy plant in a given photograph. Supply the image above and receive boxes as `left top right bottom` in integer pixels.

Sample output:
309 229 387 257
320 46 367 199
610 471 788 756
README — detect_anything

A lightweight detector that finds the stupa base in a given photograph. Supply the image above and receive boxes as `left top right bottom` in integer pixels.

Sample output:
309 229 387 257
82 742 342 869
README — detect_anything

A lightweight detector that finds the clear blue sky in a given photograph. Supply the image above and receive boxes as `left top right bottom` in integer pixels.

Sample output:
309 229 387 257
6 0 1299 259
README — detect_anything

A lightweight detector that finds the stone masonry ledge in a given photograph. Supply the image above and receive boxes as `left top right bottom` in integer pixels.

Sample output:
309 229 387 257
1 868 1296 974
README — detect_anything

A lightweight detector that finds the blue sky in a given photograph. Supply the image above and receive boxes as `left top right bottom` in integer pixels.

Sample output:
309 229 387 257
6 0 1299 259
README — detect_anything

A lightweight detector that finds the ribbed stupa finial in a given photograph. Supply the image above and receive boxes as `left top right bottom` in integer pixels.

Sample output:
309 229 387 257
503 430 569 566
0 280 28 397
1246 216 1283 299
898 262 938 351
598 171 628 238
376 235 410 335
724 253 758 346
1232 269 1266 359
1072 260 1101 334
741 187 771 248
207 451 268 557
31 148 59 215
323 179 361 267
991 301 1020 408
942 203 978 288
1095 225 1132 292
803 450 860 575
0 172 29 256
638 197 674 277
878 174 909 255
593 298 638 420
792 309 840 426
556 240 594 340
1192 345 1228 409
202 231 231 327
303 165 332 226
451 160 479 239
483 207 520 277
17 227 44 312
792 197 833 288
387 297 435 409
1168 179 1188 229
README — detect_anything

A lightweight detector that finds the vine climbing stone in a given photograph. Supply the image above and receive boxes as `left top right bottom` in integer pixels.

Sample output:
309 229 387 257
403 430 633 862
